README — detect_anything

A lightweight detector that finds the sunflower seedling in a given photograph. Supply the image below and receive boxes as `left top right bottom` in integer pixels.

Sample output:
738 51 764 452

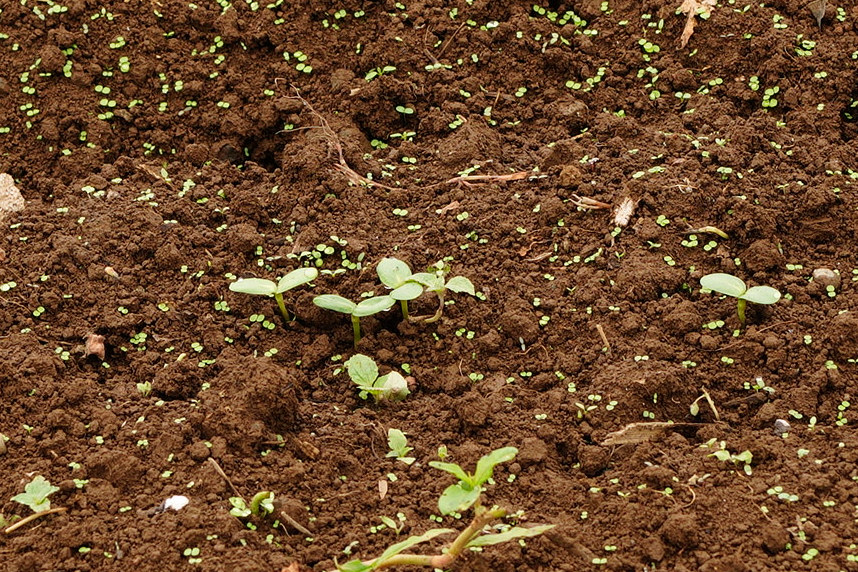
229 491 275 519
314 294 396 346
12 475 59 513
700 273 781 327
386 428 415 465
332 447 553 571
377 257 423 321
344 354 409 403
410 262 475 323
229 267 318 322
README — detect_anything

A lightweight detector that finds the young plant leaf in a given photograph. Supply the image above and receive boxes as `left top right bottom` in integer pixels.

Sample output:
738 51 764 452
473 446 518 485
741 286 781 305
376 371 410 402
437 483 482 515
276 267 318 292
314 294 357 314
386 428 412 457
353 296 396 317
390 281 423 301
344 354 379 385
700 273 746 297
427 461 471 483
466 524 556 547
445 276 475 295
229 278 276 296
411 272 444 291
377 258 413 288
12 475 59 513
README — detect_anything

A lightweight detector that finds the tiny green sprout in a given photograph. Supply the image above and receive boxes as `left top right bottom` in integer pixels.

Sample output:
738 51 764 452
314 294 396 346
700 273 781 327
12 475 60 513
229 491 274 519
377 257 423 320
386 428 416 465
410 262 475 323
343 354 409 403
229 267 318 322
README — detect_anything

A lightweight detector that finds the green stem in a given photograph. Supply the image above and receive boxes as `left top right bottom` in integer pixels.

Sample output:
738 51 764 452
351 315 362 347
422 294 445 324
737 298 747 327
367 506 507 570
249 491 272 516
399 299 409 321
274 293 291 322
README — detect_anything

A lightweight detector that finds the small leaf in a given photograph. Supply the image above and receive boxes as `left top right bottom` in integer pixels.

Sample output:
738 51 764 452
445 276 475 295
700 273 747 298
344 354 380 385
378 371 410 402
377 258 413 288
353 296 396 317
428 461 470 483
386 428 411 457
741 285 781 305
229 278 276 296
335 559 373 572
12 476 60 513
313 294 356 314
690 401 700 416
473 447 518 486
437 483 481 515
390 281 423 301
411 272 444 292
276 267 318 293
466 524 556 547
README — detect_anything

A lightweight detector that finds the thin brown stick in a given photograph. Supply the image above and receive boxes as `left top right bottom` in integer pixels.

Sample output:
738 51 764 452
4 507 67 534
207 458 244 501
570 194 612 210
595 324 612 356
279 511 312 537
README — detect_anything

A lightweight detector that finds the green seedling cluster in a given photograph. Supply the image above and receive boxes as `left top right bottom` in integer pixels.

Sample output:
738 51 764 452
700 273 781 327
344 354 409 403
229 267 318 322
333 447 553 571
229 491 275 519
315 258 476 345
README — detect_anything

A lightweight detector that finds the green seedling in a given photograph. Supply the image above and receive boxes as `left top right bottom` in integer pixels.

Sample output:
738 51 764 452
386 428 415 465
376 257 423 320
229 267 318 322
700 273 781 326
410 262 475 323
12 475 59 513
229 491 275 519
344 354 409 403
333 447 553 571
314 295 396 346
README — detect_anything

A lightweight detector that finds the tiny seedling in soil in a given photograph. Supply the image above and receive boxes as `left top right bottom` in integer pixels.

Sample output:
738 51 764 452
229 267 319 322
343 354 409 403
410 262 475 323
332 447 553 571
12 475 59 513
229 491 275 519
386 428 415 465
700 273 781 327
314 294 396 346
376 257 423 320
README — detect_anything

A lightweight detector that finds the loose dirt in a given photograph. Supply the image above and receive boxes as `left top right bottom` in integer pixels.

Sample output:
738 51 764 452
2 1 858 571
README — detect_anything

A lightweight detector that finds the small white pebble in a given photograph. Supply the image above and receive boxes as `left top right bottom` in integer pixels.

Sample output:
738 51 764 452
163 495 189 511
773 419 791 436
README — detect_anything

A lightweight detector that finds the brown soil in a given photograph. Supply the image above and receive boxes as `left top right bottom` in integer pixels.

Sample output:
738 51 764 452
2 0 858 571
